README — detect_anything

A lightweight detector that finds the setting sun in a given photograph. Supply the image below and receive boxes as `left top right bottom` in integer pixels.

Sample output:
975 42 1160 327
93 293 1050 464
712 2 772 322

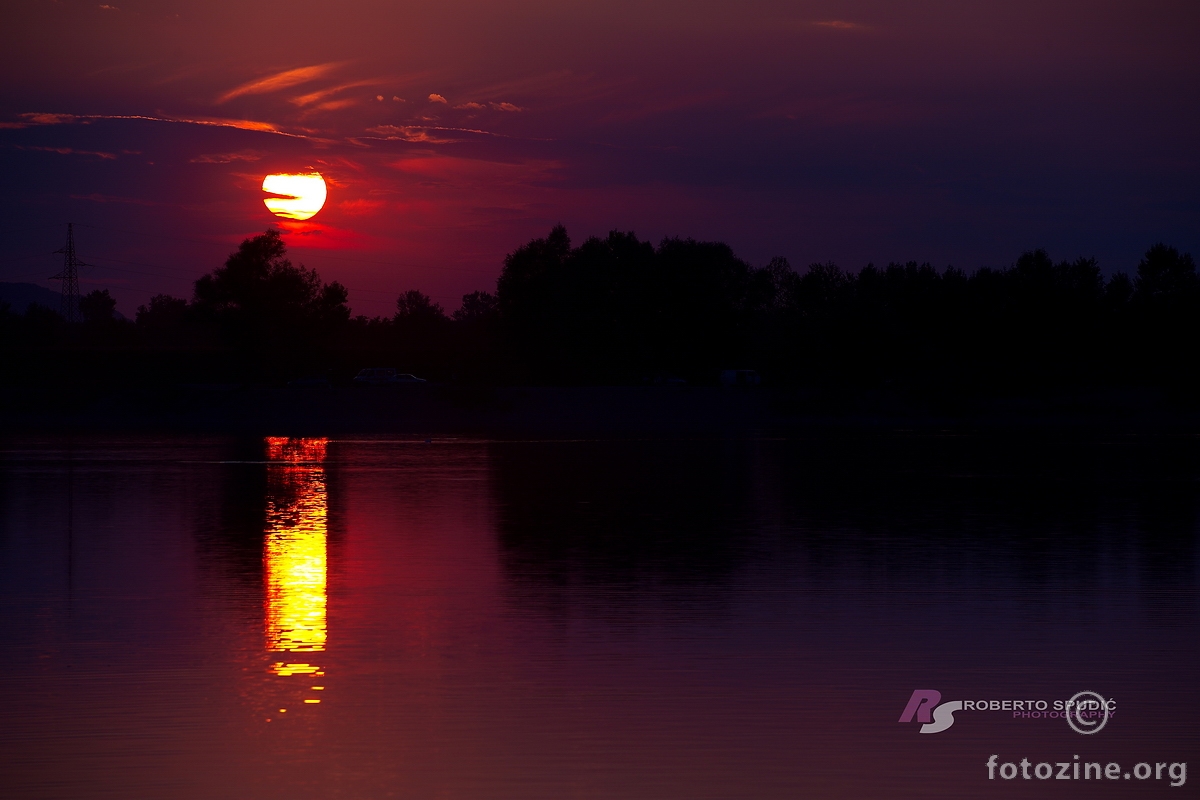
262 172 327 220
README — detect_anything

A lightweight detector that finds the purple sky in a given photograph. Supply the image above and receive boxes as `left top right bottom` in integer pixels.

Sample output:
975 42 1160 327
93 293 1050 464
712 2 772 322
2 0 1197 316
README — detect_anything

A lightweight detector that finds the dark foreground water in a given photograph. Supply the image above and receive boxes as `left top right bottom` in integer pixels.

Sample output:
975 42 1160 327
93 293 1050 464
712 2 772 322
0 434 1196 799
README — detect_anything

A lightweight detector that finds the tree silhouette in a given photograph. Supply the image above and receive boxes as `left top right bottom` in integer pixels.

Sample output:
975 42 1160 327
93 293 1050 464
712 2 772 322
1127 244 1199 388
452 290 498 323
136 294 188 329
79 289 117 323
4 220 1198 401
188 229 349 377
385 289 450 375
1134 244 1197 302
491 226 791 381
394 289 446 323
195 230 347 330
495 224 571 324
193 230 349 330
134 294 192 348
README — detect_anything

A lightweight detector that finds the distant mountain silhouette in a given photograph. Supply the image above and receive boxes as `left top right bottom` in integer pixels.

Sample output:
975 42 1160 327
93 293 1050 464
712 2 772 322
0 282 127 320
0 282 61 314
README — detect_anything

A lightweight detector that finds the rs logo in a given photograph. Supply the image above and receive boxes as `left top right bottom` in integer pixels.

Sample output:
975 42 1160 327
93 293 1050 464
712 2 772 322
899 690 962 734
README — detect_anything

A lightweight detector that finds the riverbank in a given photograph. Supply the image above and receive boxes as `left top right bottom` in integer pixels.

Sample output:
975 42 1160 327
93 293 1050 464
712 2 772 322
2 383 1194 436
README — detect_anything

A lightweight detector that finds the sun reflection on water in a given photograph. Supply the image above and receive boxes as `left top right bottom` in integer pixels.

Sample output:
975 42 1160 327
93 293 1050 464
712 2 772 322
264 437 329 703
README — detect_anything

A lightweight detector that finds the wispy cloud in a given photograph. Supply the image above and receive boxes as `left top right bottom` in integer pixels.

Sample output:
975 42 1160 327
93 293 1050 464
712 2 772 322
20 145 116 159
217 63 342 103
365 124 460 144
811 20 867 31
452 100 523 112
291 79 378 107
163 114 293 133
7 112 86 127
428 93 448 104
363 124 550 145
190 149 262 164
306 98 358 115
13 111 311 138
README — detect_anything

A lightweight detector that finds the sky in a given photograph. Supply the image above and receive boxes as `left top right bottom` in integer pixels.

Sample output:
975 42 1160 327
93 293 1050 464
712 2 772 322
1 0 1198 317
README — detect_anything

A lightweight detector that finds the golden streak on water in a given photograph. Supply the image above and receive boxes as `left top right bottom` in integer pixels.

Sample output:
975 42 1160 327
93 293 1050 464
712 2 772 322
272 663 320 676
264 438 330 679
265 436 328 463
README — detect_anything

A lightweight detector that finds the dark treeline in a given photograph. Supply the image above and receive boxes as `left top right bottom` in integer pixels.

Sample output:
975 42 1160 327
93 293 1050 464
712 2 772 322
2 226 1198 404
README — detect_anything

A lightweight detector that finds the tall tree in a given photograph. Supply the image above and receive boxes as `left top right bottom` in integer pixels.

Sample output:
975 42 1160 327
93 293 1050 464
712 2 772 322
1134 244 1197 302
191 229 349 372
79 289 117 323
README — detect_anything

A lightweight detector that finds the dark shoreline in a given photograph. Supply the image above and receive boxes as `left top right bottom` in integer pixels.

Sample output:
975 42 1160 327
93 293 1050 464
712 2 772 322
3 384 1196 437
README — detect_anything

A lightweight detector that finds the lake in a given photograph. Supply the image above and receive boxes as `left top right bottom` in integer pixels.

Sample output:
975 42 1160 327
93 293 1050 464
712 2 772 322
1 433 1196 798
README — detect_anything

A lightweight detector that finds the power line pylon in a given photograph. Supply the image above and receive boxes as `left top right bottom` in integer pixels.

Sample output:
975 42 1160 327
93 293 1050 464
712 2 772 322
51 222 85 323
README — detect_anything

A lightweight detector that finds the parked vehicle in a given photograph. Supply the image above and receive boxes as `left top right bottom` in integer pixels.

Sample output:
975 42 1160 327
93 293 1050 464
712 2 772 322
719 369 760 387
352 368 427 386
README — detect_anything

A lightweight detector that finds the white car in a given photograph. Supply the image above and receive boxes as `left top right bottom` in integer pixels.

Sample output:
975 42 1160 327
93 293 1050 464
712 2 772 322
352 368 427 386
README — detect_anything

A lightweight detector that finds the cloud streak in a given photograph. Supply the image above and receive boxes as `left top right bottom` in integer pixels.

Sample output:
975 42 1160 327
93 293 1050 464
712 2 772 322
189 149 263 164
453 100 524 112
365 124 461 144
13 111 311 138
217 63 343 103
811 20 867 31
291 79 380 107
1 112 86 128
20 145 116 159
364 124 549 144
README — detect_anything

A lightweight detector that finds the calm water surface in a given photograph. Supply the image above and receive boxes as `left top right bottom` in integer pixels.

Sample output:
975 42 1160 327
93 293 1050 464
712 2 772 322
0 434 1197 798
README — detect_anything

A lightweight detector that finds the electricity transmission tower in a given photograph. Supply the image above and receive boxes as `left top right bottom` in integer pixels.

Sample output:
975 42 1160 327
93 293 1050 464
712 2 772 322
51 222 86 323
